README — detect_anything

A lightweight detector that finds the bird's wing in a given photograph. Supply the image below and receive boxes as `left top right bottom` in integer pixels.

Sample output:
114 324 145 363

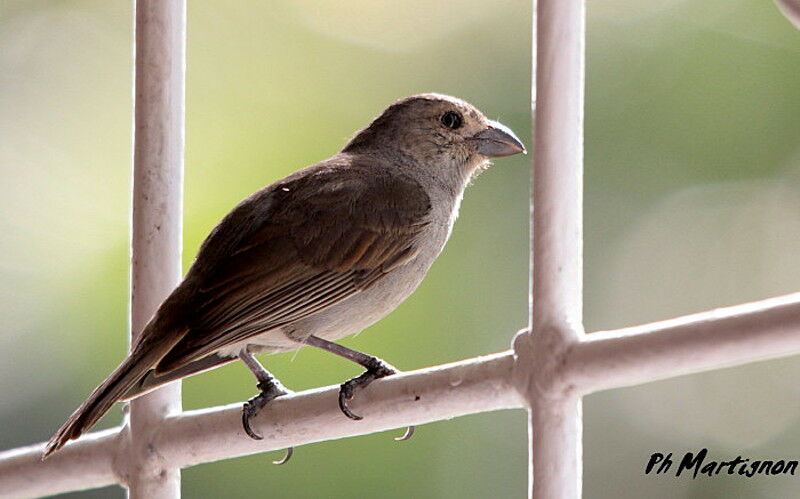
154 160 431 373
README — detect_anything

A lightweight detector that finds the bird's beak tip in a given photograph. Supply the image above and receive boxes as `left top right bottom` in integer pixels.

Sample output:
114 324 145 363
472 121 526 158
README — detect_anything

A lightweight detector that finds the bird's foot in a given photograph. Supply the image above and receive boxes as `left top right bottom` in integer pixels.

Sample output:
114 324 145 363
338 357 395 420
337 357 416 440
242 381 295 464
241 380 290 440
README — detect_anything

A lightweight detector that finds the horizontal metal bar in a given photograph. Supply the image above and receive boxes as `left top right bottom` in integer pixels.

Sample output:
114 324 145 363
0 352 520 497
6 292 800 497
568 292 800 393
0 428 119 498
159 351 520 467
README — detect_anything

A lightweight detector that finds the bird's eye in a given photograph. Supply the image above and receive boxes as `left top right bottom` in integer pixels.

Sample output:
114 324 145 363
440 111 463 130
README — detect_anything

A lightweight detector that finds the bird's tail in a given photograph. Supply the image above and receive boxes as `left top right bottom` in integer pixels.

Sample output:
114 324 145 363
42 320 184 460
120 351 236 401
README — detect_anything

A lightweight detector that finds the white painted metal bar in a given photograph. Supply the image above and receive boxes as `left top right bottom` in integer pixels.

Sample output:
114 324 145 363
527 394 582 499
0 429 119 499
158 352 519 467
126 0 186 497
528 0 585 340
514 0 586 497
569 292 800 393
0 353 520 498
6 285 800 496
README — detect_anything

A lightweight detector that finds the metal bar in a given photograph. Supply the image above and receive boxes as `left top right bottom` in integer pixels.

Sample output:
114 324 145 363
0 353 521 497
126 0 186 497
569 292 800 393
529 0 585 339
6 283 800 497
517 0 586 497
0 429 119 499
529 395 582 499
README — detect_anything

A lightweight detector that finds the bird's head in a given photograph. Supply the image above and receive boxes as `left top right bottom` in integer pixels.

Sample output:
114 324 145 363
343 94 525 179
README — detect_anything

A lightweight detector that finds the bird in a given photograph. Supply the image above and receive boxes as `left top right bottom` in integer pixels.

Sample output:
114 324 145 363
43 93 525 461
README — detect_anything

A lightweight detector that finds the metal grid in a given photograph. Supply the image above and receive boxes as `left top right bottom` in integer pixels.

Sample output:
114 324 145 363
1 0 800 497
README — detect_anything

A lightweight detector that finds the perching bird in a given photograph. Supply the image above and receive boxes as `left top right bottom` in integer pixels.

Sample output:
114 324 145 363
43 93 525 460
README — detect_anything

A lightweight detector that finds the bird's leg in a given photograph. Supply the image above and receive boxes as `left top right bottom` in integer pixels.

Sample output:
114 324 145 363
303 335 415 440
239 348 294 464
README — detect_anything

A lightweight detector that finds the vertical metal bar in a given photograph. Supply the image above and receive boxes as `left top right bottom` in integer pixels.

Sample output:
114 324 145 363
524 0 586 497
531 0 585 338
529 394 582 498
128 0 185 497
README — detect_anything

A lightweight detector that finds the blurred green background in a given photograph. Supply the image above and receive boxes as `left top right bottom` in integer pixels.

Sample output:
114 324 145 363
1 0 799 497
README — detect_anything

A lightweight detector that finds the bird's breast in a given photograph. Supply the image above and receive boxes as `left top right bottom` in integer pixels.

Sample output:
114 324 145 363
284 204 457 343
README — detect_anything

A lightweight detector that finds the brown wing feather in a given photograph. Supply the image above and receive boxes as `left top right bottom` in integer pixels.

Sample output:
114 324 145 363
155 158 430 373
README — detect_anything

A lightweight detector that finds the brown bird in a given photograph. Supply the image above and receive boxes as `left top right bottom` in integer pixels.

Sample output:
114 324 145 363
43 93 525 460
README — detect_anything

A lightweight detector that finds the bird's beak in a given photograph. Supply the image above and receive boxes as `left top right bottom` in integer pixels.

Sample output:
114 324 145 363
471 120 526 157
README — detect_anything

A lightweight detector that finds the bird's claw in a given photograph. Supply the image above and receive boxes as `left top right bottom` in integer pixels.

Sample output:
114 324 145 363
241 381 290 440
242 393 269 440
241 383 295 464
272 447 294 465
337 363 416 442
337 360 396 421
395 425 415 441
338 380 363 420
